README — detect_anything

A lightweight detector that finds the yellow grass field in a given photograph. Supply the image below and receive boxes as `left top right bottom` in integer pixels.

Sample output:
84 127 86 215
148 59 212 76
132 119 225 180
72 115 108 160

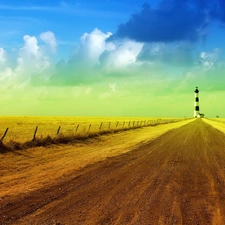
203 118 225 134
0 116 182 143
210 118 225 123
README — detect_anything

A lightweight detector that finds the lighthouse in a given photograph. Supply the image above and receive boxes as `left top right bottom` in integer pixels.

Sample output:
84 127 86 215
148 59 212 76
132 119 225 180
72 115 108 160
194 87 200 117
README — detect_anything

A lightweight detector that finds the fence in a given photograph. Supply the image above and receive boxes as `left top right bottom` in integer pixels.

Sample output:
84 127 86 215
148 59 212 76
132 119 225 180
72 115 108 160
0 118 186 145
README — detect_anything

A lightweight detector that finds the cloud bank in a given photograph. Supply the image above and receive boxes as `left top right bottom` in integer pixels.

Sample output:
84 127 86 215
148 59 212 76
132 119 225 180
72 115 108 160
1 1 225 117
1 26 224 94
49 28 144 86
111 0 225 43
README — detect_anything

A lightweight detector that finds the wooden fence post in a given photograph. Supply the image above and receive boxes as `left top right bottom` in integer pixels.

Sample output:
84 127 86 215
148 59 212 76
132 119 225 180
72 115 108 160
99 122 103 130
108 122 111 130
88 124 92 133
116 121 119 128
1 128 9 142
33 126 38 141
57 126 61 135
75 124 80 133
123 121 125 128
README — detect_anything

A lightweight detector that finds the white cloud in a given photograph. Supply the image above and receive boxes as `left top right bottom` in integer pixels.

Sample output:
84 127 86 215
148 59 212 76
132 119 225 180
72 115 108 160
40 31 57 52
22 35 40 57
0 48 6 63
0 32 56 91
50 28 145 85
199 48 221 70
78 28 113 65
100 40 143 69
17 35 40 72
61 28 142 71
16 35 51 76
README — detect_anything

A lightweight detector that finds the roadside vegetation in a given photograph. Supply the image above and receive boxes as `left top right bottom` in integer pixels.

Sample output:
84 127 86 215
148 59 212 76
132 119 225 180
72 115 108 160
0 116 185 152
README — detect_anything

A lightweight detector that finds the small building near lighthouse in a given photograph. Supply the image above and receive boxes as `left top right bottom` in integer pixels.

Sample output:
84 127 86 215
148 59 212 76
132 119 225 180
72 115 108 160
197 113 205 118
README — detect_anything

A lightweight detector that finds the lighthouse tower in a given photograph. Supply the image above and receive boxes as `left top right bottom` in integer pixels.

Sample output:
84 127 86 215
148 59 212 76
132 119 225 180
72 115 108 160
194 87 200 117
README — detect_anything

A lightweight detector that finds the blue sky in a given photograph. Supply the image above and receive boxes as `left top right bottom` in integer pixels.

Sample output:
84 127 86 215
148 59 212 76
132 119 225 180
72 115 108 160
0 1 143 50
0 0 225 117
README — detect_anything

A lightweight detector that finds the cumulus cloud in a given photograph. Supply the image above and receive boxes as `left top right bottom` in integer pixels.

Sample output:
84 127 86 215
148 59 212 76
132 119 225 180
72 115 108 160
50 28 143 85
100 40 143 69
0 31 56 90
48 25 225 90
0 25 224 100
50 29 111 86
17 35 51 75
40 31 57 52
21 35 40 57
77 28 113 65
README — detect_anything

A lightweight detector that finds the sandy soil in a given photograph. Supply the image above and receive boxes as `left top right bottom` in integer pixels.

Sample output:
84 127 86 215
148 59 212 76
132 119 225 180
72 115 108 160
2 119 225 224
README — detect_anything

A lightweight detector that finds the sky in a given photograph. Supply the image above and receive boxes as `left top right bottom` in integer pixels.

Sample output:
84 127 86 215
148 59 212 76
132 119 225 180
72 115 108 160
0 0 225 117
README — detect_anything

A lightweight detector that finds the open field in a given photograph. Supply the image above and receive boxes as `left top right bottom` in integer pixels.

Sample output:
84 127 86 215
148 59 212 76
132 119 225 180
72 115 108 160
0 116 182 144
211 118 225 122
203 118 225 134
2 118 225 224
206 118 225 125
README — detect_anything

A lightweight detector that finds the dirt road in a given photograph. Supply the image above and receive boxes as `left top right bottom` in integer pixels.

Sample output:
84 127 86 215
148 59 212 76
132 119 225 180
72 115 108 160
1 119 225 225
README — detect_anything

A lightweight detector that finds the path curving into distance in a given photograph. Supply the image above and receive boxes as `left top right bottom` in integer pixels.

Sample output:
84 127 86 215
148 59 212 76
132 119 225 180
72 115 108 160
1 119 225 224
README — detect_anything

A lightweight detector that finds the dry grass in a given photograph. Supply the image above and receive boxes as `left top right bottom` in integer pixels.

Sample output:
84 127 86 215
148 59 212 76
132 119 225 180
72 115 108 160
211 118 225 122
0 116 183 152
0 116 157 142
0 118 194 199
203 118 225 134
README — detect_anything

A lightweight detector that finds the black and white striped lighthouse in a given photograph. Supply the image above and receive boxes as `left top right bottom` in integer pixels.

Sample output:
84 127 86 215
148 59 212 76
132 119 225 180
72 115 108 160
194 87 200 117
